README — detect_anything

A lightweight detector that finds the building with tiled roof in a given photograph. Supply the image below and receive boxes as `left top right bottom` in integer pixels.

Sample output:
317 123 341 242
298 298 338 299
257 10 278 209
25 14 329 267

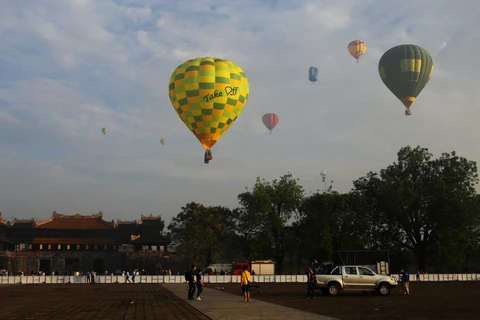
0 211 171 275
0 213 11 270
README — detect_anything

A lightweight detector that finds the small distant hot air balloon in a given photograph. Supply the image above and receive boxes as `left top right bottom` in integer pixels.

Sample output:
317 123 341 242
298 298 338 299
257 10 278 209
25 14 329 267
378 44 434 116
102 127 108 135
320 169 327 179
348 40 367 63
160 138 167 146
320 169 329 193
309 66 318 83
168 57 250 164
262 113 279 134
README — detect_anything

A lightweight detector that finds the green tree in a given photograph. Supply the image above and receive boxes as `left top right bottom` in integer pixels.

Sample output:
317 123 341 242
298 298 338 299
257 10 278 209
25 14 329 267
232 205 266 261
429 194 480 271
234 173 304 273
218 232 246 262
295 192 369 263
294 193 334 264
353 146 479 271
167 202 233 266
351 174 399 252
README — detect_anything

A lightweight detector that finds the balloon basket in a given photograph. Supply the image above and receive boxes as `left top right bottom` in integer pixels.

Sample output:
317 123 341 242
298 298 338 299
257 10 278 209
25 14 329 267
405 109 412 116
204 149 213 164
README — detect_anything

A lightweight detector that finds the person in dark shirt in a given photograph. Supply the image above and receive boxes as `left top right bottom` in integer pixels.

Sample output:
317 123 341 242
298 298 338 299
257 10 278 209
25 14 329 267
304 262 315 299
185 265 197 300
195 270 204 300
401 267 410 295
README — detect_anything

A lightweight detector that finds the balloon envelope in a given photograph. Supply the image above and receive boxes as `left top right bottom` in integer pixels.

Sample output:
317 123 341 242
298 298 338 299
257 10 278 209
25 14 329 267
168 57 249 150
309 66 318 83
262 113 279 132
102 127 108 135
320 169 327 178
160 138 167 145
348 40 367 62
378 44 434 112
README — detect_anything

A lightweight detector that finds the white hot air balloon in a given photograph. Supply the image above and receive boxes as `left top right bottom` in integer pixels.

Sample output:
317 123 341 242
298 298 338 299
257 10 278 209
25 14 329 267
320 169 328 193
320 169 327 179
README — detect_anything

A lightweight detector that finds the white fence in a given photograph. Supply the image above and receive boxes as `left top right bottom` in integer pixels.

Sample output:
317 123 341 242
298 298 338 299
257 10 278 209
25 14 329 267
391 273 480 282
0 274 303 285
0 273 479 285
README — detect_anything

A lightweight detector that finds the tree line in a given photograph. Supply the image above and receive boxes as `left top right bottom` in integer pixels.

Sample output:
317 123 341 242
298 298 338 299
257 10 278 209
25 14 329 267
166 146 480 273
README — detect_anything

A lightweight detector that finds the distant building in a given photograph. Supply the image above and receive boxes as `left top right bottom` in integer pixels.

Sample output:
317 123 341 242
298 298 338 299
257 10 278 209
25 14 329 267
0 211 171 275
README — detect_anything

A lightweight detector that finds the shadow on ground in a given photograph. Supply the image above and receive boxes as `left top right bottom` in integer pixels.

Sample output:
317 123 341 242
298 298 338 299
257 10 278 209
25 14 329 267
205 281 480 320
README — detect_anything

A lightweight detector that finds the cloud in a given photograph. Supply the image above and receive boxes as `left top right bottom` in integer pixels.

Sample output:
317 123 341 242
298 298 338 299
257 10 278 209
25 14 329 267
1 0 480 223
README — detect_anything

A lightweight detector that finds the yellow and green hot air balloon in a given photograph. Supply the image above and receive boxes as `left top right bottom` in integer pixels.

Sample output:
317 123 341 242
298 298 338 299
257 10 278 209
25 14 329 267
102 127 108 135
160 138 166 146
168 57 250 164
378 44 434 116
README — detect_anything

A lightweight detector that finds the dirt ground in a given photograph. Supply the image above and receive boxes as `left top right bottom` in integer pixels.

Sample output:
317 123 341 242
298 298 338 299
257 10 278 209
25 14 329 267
205 281 480 320
1 282 479 320
0 284 209 320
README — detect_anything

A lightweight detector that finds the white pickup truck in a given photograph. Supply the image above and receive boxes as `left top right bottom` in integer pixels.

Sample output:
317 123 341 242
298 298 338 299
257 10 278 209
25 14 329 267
314 265 398 296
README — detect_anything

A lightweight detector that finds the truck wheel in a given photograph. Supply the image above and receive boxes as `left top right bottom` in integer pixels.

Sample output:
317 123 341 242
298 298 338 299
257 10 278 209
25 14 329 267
327 283 340 296
377 283 391 296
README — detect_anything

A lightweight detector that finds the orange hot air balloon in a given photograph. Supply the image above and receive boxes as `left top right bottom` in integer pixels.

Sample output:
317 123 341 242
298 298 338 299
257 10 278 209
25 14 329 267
348 40 367 63
262 113 279 134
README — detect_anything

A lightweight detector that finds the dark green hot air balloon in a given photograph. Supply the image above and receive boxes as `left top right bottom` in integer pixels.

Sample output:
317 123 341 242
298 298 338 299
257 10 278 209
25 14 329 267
378 44 434 116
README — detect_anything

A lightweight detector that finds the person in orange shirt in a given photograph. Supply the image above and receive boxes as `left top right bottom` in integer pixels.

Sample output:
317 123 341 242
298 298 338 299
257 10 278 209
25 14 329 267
240 265 251 302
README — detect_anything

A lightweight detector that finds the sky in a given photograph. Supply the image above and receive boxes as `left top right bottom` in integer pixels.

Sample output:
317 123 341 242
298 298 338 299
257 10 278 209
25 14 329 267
1 0 480 226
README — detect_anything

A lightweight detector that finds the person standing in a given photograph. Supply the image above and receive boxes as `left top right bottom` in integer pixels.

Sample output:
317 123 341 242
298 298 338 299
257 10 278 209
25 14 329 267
196 270 204 300
186 265 197 300
401 267 410 295
305 262 315 299
240 265 251 302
